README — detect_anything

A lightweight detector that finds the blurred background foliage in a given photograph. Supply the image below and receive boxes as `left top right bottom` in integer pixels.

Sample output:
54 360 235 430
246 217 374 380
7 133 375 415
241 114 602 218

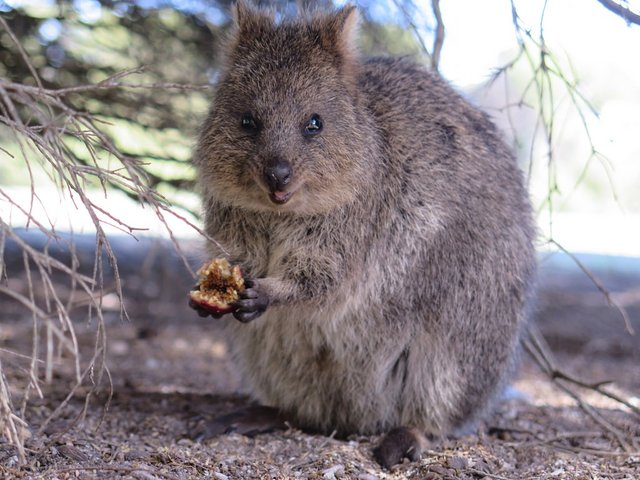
1 0 639 242
0 0 430 217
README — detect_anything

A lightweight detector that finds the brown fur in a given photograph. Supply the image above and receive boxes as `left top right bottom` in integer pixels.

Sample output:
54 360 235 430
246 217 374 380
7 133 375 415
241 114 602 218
194 0 537 445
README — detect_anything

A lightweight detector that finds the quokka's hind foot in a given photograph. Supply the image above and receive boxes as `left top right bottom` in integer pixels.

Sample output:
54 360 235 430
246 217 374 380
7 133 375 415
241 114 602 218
372 426 428 469
190 405 288 440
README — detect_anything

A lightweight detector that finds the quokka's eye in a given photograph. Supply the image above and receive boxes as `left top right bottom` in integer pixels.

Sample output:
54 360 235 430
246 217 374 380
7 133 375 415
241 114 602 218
303 114 323 136
240 113 259 133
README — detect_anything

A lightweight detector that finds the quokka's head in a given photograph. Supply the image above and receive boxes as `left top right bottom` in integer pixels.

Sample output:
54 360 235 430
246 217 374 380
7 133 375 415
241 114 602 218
195 1 375 214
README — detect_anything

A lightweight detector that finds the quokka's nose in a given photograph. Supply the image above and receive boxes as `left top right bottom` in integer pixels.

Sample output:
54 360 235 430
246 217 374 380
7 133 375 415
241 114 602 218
263 159 292 192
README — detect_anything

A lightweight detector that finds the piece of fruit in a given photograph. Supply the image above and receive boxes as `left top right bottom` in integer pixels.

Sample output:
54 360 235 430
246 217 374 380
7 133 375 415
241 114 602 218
189 258 245 314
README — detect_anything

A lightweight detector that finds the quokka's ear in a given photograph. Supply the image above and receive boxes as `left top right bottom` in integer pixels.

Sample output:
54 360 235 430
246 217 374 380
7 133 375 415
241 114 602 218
330 5 360 57
232 0 275 37
314 5 360 82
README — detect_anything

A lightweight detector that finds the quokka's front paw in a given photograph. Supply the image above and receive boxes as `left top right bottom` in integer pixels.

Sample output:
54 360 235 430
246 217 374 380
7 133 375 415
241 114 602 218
233 279 270 322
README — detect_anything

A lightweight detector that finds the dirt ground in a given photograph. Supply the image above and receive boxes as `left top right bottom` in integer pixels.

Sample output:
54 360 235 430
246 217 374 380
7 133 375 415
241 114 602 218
1 235 639 479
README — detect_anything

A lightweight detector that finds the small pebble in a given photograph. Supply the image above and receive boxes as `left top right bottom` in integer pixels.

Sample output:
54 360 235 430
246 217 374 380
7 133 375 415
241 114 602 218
447 455 468 470
357 474 378 480
322 464 344 479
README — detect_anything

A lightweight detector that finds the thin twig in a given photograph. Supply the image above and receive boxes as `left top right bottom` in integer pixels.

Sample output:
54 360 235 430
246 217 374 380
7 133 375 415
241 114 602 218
0 16 44 90
0 359 28 464
430 0 445 71
595 0 640 25
553 380 633 452
524 325 638 452
548 239 634 335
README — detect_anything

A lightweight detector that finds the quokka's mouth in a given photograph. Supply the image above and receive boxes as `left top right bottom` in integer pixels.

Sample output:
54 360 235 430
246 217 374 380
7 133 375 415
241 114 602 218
269 191 293 204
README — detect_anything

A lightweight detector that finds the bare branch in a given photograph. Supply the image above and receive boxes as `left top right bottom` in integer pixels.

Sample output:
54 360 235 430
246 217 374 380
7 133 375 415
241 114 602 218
0 16 44 90
431 0 445 71
596 0 640 25
524 324 639 452
548 239 634 335
0 16 211 462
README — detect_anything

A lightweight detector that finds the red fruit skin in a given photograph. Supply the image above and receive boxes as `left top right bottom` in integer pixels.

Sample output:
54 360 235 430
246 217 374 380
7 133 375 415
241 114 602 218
188 291 237 315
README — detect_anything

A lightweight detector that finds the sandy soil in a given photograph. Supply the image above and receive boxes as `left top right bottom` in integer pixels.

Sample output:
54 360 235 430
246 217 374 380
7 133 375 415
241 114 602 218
1 237 639 479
